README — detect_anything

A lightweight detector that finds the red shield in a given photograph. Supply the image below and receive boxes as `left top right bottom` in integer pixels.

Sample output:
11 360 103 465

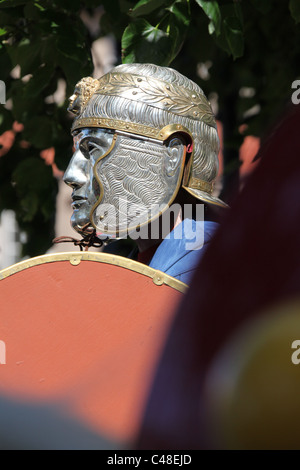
0 252 186 448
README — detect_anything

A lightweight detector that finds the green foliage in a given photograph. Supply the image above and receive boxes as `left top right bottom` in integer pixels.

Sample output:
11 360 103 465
122 0 190 65
129 0 168 17
195 0 221 35
118 0 300 188
121 0 245 62
0 0 94 256
289 0 300 24
0 0 299 258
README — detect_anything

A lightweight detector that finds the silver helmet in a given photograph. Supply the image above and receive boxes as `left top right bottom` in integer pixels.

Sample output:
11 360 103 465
65 63 227 238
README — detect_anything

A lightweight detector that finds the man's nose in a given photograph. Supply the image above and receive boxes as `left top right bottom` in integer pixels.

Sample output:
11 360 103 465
63 150 87 189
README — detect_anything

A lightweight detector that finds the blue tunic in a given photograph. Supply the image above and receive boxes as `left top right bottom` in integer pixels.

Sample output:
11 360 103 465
149 219 218 285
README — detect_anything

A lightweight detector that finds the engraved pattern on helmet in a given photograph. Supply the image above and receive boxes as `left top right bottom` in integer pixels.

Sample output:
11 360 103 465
79 64 219 192
95 72 216 127
92 134 184 233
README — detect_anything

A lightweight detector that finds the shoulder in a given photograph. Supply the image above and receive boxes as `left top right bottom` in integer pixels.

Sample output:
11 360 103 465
149 219 219 283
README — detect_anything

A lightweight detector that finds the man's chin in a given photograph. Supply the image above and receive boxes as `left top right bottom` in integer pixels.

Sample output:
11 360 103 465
70 215 94 236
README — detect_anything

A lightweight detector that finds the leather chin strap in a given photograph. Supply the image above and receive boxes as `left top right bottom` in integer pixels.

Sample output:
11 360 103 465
52 224 105 252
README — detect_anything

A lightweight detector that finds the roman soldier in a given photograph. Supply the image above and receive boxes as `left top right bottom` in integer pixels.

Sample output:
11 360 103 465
64 63 228 284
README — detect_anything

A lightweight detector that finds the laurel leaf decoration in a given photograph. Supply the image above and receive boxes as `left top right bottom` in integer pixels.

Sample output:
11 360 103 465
95 73 216 128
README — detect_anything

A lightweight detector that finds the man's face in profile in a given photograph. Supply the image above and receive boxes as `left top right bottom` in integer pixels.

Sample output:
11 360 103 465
64 124 187 239
63 128 114 234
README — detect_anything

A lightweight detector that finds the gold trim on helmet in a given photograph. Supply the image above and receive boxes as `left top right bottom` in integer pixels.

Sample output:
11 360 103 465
69 72 217 129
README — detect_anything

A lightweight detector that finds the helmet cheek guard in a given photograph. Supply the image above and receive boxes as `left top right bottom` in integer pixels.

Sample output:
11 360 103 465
89 128 189 238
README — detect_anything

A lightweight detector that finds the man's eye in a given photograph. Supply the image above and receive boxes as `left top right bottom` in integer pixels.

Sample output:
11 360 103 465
87 143 96 152
80 141 98 156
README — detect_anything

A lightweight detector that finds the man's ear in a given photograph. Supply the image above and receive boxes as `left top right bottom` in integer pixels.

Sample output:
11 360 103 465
164 135 187 177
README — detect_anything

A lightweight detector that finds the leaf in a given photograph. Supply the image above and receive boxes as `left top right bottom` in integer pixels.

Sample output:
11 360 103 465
223 16 244 59
129 0 169 17
6 39 42 77
122 0 190 66
289 0 300 24
12 156 56 222
122 19 177 66
23 116 55 149
166 0 191 28
8 78 42 123
211 4 244 59
20 193 39 222
56 26 87 62
24 64 54 98
56 51 92 96
162 0 191 62
195 0 221 36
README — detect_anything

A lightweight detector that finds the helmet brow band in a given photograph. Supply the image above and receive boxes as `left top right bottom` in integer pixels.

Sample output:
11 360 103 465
72 117 163 140
71 117 193 143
